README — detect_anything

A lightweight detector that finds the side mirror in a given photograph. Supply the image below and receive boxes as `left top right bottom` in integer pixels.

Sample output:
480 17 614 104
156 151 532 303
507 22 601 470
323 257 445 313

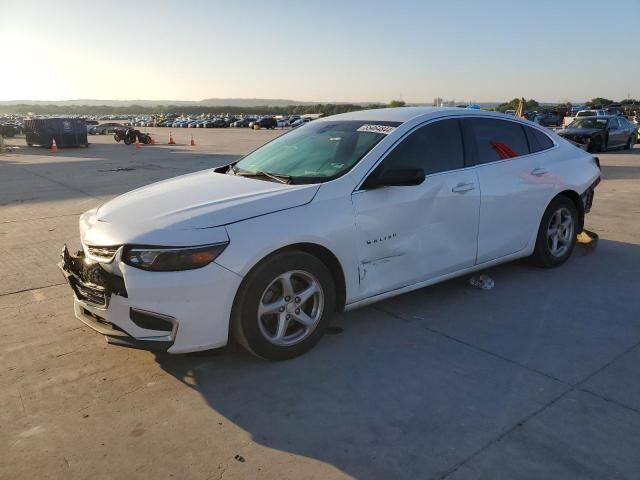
364 167 425 189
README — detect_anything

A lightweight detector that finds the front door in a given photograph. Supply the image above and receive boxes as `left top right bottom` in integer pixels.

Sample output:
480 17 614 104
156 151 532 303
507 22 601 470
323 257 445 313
351 118 480 300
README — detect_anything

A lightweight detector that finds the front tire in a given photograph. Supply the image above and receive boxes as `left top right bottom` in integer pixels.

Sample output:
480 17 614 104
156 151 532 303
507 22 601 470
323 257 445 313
626 135 635 150
530 196 578 268
231 251 336 361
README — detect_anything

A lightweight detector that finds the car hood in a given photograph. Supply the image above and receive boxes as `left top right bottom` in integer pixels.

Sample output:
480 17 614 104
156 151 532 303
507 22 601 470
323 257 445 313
558 128 602 136
96 170 319 231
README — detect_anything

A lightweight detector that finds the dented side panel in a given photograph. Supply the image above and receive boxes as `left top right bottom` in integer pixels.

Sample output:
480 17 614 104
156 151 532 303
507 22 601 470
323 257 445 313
351 169 481 300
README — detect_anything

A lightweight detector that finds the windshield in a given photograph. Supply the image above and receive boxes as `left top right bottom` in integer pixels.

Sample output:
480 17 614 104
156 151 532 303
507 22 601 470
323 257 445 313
576 111 596 117
234 120 400 182
568 118 609 129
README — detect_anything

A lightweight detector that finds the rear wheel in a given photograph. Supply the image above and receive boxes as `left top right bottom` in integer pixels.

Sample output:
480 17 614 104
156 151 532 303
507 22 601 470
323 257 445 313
530 196 578 268
232 251 335 361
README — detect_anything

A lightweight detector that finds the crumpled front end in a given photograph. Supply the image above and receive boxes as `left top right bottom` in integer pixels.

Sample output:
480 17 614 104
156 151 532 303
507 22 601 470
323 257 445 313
58 210 244 353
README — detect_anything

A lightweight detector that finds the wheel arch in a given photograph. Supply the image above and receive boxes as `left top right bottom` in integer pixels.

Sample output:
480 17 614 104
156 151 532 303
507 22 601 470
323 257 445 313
233 242 347 313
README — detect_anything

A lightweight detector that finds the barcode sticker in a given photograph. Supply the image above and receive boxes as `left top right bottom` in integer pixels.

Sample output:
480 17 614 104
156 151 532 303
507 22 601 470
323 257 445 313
357 124 396 135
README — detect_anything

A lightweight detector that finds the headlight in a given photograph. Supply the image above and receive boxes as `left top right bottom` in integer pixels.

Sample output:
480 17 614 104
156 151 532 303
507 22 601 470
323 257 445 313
123 243 228 271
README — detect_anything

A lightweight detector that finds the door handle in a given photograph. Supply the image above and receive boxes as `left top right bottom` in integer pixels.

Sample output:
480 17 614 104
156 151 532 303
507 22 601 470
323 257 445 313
451 182 476 193
531 167 548 177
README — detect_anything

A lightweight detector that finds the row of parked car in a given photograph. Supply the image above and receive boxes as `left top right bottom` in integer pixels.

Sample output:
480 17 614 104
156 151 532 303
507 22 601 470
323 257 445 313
0 117 23 137
87 115 313 133
147 115 311 129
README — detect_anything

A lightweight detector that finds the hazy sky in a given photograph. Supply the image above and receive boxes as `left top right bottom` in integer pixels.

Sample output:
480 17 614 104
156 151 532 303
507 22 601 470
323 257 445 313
2 0 639 103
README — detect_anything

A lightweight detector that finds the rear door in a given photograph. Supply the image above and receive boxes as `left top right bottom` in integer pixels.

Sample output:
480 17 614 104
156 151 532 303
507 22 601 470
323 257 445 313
606 118 625 147
464 118 556 264
351 118 480 298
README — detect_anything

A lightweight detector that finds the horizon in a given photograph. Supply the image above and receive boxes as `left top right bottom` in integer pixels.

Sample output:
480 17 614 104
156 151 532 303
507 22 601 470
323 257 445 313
2 0 639 104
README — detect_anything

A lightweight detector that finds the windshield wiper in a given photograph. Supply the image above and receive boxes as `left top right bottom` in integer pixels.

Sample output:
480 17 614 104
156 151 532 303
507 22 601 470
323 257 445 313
232 168 293 184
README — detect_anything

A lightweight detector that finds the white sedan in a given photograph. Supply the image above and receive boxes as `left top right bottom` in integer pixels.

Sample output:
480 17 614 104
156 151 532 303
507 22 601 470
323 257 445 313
59 107 601 360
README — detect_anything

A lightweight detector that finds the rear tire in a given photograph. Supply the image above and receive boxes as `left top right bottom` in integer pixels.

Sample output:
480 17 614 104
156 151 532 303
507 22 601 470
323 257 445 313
231 251 336 361
529 196 578 268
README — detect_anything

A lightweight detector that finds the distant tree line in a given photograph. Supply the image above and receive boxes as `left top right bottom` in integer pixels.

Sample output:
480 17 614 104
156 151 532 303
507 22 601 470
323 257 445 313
494 98 540 113
0 101 407 116
493 97 639 114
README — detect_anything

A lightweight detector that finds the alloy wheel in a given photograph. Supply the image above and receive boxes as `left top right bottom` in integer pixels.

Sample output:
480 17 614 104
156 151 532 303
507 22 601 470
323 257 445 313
257 270 324 346
547 207 574 257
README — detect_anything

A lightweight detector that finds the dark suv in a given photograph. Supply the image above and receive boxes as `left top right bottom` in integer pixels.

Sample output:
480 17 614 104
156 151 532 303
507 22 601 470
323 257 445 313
535 111 563 127
253 117 277 130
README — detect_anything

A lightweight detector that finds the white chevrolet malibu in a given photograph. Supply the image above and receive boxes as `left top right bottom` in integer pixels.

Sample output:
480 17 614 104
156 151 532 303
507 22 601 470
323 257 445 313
60 107 600 360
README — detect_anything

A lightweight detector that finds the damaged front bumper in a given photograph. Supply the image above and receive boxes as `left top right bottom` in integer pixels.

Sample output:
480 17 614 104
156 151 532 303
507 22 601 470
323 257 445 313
58 244 243 353
59 245 175 350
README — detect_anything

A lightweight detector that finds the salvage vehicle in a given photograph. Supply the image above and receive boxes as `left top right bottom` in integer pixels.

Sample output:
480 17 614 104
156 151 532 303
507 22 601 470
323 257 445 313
557 116 637 152
232 117 255 128
535 111 563 127
113 128 151 145
59 107 601 360
90 122 126 135
575 109 608 118
204 118 229 128
0 123 20 137
252 117 278 130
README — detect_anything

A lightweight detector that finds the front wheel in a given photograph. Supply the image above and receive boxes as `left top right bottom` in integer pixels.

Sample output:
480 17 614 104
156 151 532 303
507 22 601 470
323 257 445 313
232 251 336 360
529 196 578 268
626 135 635 150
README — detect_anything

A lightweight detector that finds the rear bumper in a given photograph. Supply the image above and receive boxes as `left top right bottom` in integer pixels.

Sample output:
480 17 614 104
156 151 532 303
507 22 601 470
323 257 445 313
59 246 243 354
581 177 600 214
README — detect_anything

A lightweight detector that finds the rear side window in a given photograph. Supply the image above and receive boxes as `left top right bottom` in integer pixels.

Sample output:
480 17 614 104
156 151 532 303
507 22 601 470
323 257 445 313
468 118 529 163
525 126 554 153
383 119 464 175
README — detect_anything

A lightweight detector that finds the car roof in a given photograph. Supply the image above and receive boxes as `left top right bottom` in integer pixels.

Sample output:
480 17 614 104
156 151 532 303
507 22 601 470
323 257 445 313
574 115 616 119
320 106 518 124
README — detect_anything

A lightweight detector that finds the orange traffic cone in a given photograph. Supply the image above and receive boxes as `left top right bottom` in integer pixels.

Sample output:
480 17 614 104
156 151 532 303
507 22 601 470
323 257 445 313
51 138 58 153
168 132 176 145
190 135 196 146
134 138 141 149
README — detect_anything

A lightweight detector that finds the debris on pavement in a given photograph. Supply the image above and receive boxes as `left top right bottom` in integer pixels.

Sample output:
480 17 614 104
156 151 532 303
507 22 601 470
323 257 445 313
576 229 599 255
469 274 495 290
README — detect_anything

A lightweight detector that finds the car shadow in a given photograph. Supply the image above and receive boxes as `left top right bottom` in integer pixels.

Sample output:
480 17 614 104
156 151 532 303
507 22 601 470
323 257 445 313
150 238 640 478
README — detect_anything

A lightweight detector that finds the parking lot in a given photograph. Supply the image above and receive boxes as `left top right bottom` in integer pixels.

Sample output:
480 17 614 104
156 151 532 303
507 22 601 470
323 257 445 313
1 128 640 479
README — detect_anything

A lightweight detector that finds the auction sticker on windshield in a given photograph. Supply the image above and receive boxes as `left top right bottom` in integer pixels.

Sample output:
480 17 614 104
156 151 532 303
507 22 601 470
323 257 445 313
357 124 397 135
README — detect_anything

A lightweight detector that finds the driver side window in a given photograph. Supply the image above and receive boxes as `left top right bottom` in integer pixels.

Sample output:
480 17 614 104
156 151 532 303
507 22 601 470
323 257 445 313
381 119 465 175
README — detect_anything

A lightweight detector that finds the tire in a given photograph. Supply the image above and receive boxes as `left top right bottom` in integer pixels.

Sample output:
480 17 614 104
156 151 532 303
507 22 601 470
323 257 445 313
124 137 132 145
626 136 634 150
231 251 336 361
529 196 578 268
